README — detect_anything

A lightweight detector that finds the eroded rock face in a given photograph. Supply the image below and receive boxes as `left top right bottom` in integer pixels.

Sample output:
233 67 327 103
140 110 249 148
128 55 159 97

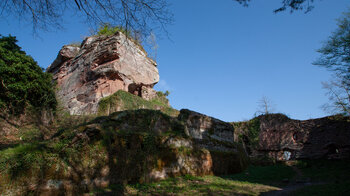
0 110 249 195
178 109 249 174
47 32 159 115
257 114 350 160
178 109 235 144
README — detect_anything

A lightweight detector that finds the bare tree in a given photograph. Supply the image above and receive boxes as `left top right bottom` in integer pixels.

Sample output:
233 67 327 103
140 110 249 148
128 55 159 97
256 96 276 115
0 0 173 40
146 31 159 61
321 75 350 115
314 9 350 116
234 0 316 13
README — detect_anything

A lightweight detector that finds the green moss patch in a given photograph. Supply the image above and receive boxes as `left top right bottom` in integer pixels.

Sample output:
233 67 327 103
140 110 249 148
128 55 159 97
98 90 178 117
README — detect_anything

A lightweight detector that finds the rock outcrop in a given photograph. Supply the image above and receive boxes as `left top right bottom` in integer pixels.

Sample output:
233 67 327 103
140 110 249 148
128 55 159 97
234 114 350 161
0 109 248 195
179 109 249 174
258 115 350 160
47 32 159 115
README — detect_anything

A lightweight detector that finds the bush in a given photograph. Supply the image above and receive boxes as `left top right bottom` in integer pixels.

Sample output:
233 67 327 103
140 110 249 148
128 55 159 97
97 24 131 37
0 35 57 115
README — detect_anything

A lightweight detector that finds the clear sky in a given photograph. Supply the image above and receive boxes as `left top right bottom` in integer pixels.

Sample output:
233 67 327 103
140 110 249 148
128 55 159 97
1 0 349 122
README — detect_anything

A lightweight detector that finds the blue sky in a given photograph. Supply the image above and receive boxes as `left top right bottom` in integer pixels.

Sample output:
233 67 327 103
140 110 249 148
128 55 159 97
1 0 349 122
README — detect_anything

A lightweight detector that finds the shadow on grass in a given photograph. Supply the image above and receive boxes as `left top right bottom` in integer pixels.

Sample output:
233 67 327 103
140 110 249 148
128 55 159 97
221 164 295 187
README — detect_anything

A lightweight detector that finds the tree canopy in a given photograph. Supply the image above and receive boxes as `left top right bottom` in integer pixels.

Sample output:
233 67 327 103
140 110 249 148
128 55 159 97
314 11 350 80
235 0 316 13
0 35 57 115
0 0 173 40
0 0 319 38
314 10 350 115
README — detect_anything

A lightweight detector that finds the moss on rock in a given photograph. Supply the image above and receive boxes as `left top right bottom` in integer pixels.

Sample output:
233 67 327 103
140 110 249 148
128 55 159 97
98 90 178 117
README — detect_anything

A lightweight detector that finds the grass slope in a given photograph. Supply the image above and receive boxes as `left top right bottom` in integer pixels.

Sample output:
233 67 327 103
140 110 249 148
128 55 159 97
98 90 178 117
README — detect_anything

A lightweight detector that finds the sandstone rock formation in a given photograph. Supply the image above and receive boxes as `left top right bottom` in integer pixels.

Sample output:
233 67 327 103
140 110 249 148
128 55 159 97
258 114 350 160
235 114 350 161
0 109 249 195
47 32 159 115
179 109 249 174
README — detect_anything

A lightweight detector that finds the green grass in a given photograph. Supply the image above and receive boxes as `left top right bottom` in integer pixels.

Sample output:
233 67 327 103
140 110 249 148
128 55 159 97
295 160 350 182
92 164 294 195
123 175 280 195
98 90 178 117
285 160 350 195
97 24 131 37
223 164 295 186
289 182 350 196
0 143 52 179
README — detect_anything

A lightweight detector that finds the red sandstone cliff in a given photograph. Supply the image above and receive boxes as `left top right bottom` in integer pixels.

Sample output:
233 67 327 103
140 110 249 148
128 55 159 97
47 32 159 115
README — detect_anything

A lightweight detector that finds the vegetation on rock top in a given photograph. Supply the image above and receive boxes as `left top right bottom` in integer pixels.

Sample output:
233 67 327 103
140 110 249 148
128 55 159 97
98 90 178 117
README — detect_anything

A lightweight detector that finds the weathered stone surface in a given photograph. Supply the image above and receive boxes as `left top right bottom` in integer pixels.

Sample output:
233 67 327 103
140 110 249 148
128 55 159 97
178 109 235 143
0 109 249 195
47 32 159 115
257 114 350 160
178 109 249 174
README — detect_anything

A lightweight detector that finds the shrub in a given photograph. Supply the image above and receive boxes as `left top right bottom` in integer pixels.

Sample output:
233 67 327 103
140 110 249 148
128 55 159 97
0 35 57 115
97 24 131 37
96 24 147 54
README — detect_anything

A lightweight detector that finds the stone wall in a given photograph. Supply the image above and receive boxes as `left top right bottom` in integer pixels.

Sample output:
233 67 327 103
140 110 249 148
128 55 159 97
257 114 350 160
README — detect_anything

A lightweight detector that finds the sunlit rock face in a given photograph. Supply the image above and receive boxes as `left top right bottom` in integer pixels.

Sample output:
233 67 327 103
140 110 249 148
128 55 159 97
47 32 159 115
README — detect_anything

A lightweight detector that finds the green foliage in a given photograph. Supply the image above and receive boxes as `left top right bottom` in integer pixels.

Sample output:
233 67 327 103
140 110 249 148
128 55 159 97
97 24 131 37
18 126 42 142
96 24 148 56
0 35 57 115
157 90 170 97
290 160 350 195
102 109 186 137
224 164 295 186
0 143 52 178
296 160 350 182
314 10 350 115
98 90 177 117
125 173 280 195
314 11 350 79
233 117 261 154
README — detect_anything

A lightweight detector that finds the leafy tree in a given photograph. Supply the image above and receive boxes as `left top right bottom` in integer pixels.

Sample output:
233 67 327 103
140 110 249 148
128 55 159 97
0 35 57 115
314 11 350 80
314 11 350 115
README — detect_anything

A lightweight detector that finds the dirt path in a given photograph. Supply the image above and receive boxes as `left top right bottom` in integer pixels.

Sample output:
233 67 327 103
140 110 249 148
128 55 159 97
261 162 326 196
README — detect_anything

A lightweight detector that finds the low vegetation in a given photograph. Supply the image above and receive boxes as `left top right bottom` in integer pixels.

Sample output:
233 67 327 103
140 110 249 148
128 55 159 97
232 117 261 155
97 24 131 37
88 160 350 195
98 90 178 117
124 174 280 196
96 24 148 55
